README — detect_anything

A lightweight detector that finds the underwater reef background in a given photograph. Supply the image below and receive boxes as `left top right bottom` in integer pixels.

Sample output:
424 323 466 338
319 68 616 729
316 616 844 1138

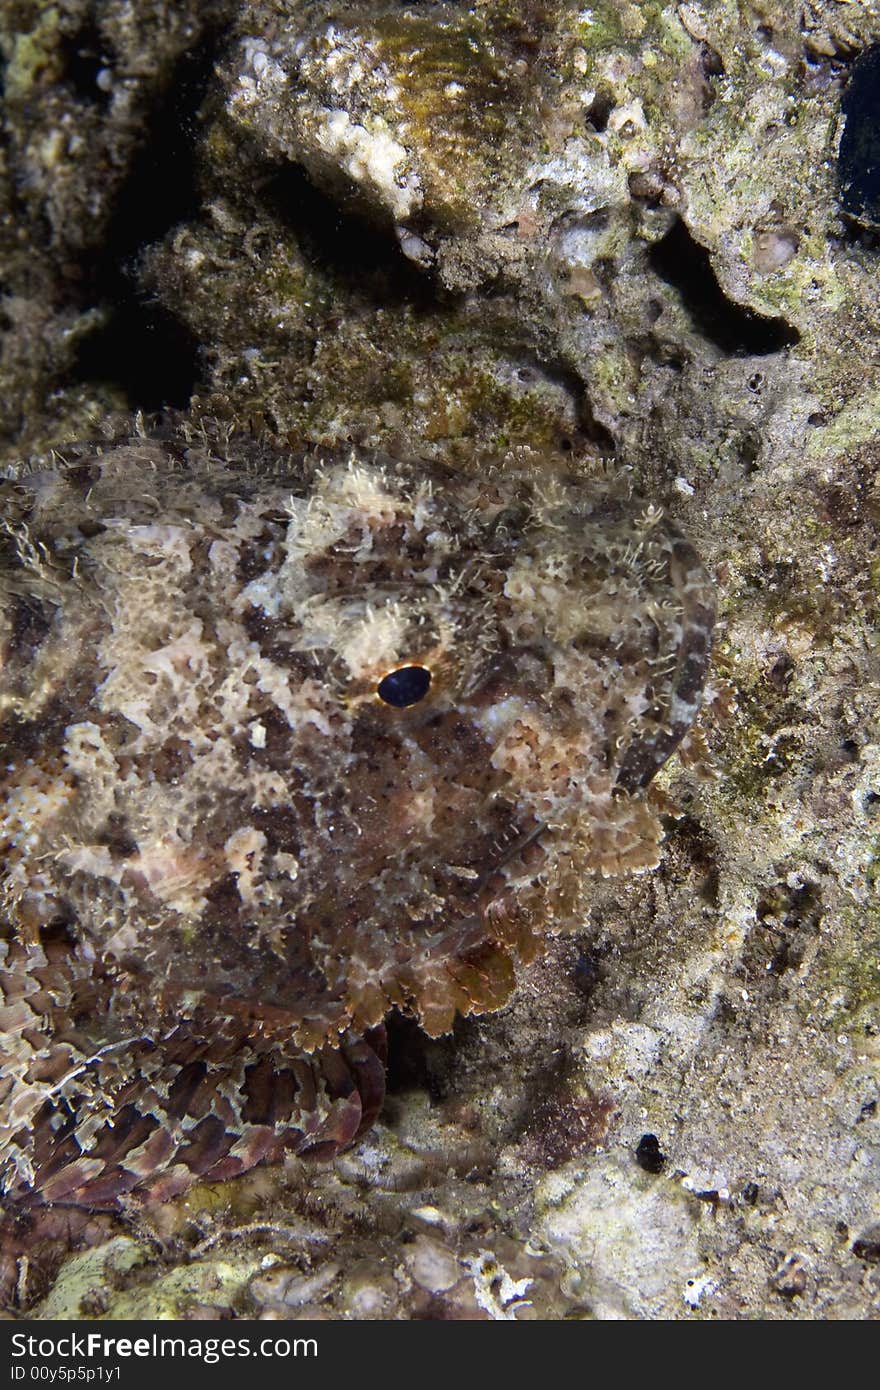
0 0 878 1318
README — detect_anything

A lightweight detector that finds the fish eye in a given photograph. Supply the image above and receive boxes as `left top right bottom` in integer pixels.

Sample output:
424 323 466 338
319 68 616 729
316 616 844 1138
376 665 432 708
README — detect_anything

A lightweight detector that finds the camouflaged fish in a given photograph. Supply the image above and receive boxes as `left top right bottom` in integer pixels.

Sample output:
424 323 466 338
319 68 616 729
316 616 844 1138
0 425 714 1211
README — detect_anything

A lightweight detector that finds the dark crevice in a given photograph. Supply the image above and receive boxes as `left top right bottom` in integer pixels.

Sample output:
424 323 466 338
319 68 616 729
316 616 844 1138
540 356 616 455
92 30 225 268
383 1010 474 1102
584 88 614 133
69 27 231 410
700 41 725 79
649 218 800 355
61 19 113 111
838 44 880 231
258 162 438 308
73 303 201 411
576 399 615 455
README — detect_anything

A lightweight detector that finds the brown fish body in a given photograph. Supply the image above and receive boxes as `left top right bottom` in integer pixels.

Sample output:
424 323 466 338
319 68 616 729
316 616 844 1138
0 431 714 1209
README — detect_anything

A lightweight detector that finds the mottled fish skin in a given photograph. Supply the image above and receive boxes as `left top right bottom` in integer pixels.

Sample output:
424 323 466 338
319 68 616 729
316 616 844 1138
0 428 715 1210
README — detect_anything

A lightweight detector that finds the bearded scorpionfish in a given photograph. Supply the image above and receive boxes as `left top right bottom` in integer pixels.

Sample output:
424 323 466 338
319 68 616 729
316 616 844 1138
0 425 714 1212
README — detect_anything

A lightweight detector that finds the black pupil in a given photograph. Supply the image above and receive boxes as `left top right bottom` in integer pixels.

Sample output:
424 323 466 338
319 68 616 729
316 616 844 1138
377 665 431 707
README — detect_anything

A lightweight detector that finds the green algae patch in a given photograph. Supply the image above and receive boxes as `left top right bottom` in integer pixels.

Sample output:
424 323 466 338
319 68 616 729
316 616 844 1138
807 910 880 1033
2 7 63 104
36 1237 150 1321
806 387 880 459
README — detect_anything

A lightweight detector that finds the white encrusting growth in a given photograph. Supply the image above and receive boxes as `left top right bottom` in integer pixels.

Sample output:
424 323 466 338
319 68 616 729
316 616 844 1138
314 110 422 221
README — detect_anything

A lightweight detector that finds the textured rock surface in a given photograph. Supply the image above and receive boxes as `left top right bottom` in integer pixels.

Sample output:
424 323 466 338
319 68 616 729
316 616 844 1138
1 0 879 1319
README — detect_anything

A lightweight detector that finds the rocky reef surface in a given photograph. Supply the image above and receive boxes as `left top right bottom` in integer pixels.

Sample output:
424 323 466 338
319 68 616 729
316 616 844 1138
0 0 878 1319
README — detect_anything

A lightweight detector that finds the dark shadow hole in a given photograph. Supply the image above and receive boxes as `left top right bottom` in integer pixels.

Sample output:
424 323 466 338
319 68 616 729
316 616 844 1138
561 411 613 458
95 29 226 262
739 429 761 471
700 41 725 79
838 44 880 230
635 1132 667 1173
383 1009 473 1103
585 89 614 133
69 27 229 409
550 369 616 456
61 19 113 110
258 162 437 308
73 302 201 410
649 218 800 355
